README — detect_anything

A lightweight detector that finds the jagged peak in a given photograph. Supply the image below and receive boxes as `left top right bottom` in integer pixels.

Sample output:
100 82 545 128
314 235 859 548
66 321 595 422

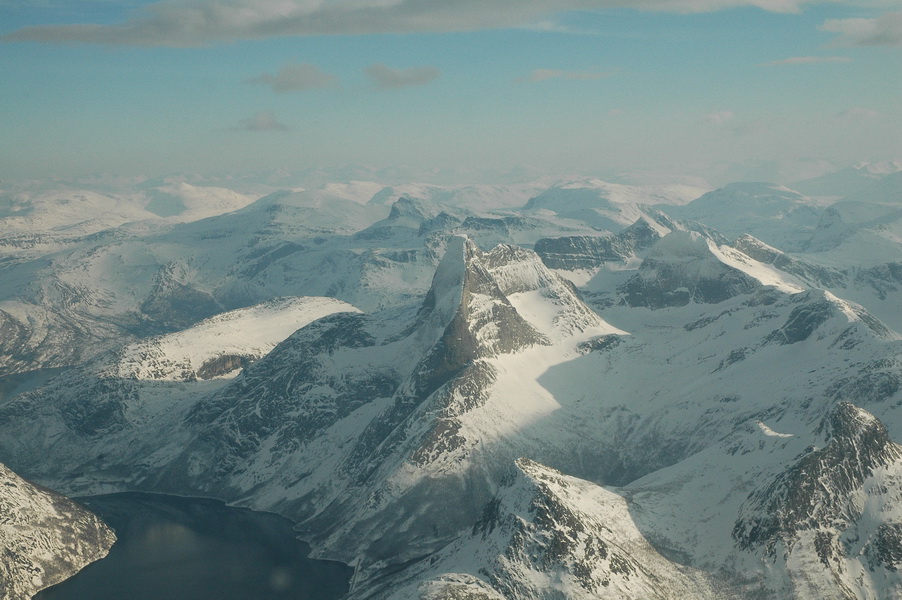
619 230 813 307
461 457 715 599
419 235 470 323
402 237 547 396
734 403 902 553
761 288 896 346
514 456 560 482
386 196 433 221
626 212 674 238
482 244 559 296
732 233 782 257
821 400 889 444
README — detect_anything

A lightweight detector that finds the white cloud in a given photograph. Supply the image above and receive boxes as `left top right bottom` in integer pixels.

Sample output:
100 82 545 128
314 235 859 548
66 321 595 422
236 110 289 131
822 10 902 46
0 0 865 47
519 68 612 82
247 63 336 93
760 55 852 66
365 63 439 89
703 110 734 125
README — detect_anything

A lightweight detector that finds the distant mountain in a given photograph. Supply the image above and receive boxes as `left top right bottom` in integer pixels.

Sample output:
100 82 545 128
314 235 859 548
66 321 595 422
663 182 824 252
523 178 705 232
798 172 902 271
792 161 902 199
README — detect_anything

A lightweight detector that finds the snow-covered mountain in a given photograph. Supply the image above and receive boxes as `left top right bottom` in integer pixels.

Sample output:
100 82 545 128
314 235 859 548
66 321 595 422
2 171 902 599
523 178 705 232
663 182 825 252
0 179 256 240
0 461 115 600
792 161 902 199
383 458 715 600
110 296 358 381
0 180 610 377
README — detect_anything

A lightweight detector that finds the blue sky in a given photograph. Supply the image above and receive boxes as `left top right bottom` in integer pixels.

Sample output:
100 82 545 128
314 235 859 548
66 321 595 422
1 0 900 186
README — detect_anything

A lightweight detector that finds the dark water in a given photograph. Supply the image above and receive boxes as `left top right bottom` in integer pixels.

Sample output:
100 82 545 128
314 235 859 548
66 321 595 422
34 492 352 600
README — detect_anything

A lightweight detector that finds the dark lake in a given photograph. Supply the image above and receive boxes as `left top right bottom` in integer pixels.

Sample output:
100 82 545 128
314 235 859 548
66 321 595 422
33 492 353 600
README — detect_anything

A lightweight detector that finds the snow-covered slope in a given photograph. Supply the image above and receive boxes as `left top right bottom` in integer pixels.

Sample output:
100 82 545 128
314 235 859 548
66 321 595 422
0 180 257 238
613 230 804 308
111 296 358 381
0 461 115 600
0 177 614 377
624 403 902 599
0 296 358 489
138 180 255 221
384 458 714 600
0 189 423 375
0 188 157 236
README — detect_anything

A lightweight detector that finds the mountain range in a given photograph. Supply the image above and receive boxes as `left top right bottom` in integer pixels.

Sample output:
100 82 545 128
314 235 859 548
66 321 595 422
1 163 901 599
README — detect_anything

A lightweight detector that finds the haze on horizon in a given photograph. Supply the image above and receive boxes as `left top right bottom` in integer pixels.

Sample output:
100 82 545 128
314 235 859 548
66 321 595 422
1 0 900 188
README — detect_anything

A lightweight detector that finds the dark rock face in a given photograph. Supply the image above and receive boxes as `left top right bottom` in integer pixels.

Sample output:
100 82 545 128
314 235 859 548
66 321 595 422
534 216 667 271
457 459 712 600
184 312 385 473
58 380 133 437
238 242 307 278
0 305 125 378
195 354 251 379
0 310 33 374
140 264 222 332
855 262 902 301
763 298 834 345
0 370 136 439
827 359 902 405
620 257 759 309
419 212 462 237
733 403 902 555
498 480 637 596
865 523 902 571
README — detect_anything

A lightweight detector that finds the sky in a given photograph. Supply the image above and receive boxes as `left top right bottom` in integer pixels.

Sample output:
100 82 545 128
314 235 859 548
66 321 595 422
1 0 900 186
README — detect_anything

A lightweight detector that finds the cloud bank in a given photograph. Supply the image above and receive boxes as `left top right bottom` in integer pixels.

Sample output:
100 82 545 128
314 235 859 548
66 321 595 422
247 63 336 93
236 110 288 131
703 110 735 125
760 55 852 66
821 10 902 46
520 68 612 82
365 63 440 89
1 0 864 47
